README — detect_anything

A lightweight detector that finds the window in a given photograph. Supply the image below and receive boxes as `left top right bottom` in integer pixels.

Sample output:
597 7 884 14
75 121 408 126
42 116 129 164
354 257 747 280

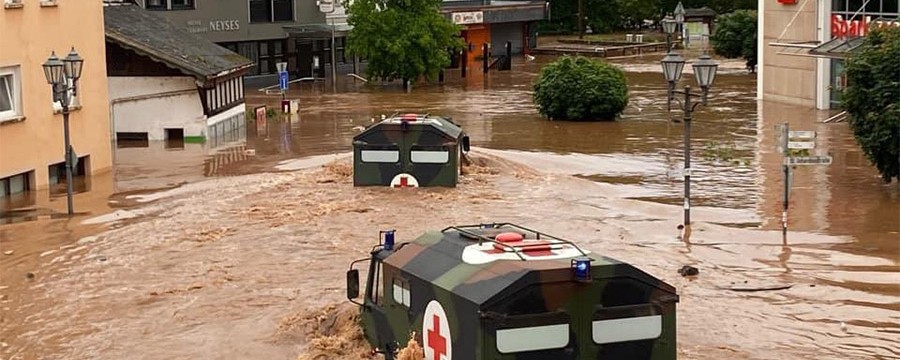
146 0 194 10
369 261 383 305
496 324 570 353
591 315 661 344
361 149 400 163
48 155 88 194
411 147 450 164
52 77 78 112
591 304 662 344
0 66 22 122
250 0 292 22
392 278 411 307
0 171 32 198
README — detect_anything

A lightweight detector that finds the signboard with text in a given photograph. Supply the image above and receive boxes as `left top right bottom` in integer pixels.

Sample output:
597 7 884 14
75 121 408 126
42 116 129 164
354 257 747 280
831 14 899 38
452 11 484 25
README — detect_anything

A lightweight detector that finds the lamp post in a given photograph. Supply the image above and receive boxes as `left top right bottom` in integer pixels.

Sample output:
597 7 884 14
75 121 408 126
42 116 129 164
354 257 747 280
661 16 677 51
661 51 718 235
42 48 84 216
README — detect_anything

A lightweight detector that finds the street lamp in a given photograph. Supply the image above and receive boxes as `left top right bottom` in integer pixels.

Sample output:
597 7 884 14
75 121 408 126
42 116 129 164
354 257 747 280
661 16 677 51
661 51 718 235
42 47 84 215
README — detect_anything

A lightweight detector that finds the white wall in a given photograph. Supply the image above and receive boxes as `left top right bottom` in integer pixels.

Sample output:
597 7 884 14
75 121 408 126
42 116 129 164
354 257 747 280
108 76 206 140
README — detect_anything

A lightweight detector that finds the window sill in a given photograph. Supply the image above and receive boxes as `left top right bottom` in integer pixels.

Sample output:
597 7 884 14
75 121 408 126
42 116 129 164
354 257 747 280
0 115 26 125
53 105 82 115
39 0 57 7
3 2 24 9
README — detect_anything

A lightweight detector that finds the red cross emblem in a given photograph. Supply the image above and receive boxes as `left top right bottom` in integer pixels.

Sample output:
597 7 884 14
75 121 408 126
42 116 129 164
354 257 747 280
393 176 410 188
423 300 451 360
427 315 447 359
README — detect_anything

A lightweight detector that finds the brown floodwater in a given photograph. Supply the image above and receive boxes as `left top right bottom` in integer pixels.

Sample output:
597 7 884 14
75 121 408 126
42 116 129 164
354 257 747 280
0 52 897 360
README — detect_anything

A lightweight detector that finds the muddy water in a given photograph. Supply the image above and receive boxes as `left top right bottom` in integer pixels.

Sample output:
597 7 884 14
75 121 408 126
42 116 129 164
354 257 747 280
1 53 897 360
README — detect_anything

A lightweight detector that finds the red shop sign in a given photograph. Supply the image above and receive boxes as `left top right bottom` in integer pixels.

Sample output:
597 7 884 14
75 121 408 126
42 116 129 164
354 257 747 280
831 14 900 38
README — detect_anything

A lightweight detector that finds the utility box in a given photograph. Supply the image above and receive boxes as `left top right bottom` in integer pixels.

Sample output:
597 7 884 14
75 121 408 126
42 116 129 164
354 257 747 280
353 113 470 187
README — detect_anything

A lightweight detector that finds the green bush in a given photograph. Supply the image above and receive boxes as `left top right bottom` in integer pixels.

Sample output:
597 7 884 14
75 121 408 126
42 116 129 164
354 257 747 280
842 27 900 182
532 56 629 121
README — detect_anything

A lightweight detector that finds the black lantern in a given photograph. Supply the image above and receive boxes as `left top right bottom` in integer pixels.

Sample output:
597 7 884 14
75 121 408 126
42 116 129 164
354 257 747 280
63 47 84 82
42 51 65 86
662 17 677 35
660 51 685 83
692 54 718 89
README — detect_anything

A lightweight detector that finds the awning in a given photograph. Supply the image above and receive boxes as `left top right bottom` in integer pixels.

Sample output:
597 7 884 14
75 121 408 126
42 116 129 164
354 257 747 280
284 23 352 39
809 37 866 59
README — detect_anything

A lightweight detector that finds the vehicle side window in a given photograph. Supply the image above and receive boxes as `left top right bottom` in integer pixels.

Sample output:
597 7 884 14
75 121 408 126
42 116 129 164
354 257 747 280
361 145 400 163
591 304 661 344
370 261 383 305
410 145 449 164
392 277 411 307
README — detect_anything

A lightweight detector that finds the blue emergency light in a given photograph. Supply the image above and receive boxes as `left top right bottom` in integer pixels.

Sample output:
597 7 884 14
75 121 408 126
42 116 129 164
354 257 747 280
381 230 396 251
572 256 592 282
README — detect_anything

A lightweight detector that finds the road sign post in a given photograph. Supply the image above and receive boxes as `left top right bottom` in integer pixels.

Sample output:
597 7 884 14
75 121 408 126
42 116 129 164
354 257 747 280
781 123 789 242
776 124 830 243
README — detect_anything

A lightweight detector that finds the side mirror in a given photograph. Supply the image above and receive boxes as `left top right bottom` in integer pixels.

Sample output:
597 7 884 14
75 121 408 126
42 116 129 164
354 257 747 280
347 269 360 299
461 136 471 153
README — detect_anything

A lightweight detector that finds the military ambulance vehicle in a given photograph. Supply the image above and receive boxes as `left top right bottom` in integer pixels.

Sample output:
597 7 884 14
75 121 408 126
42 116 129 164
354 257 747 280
346 223 679 359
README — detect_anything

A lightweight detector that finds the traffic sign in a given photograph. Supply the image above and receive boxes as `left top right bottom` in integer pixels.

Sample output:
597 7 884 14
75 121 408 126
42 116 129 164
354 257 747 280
784 155 833 165
787 141 815 149
789 131 816 139
279 71 289 91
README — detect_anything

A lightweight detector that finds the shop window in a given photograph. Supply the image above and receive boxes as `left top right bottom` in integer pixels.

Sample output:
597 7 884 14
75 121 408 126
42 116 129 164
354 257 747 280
0 65 22 123
146 0 194 10
250 0 293 22
0 171 32 198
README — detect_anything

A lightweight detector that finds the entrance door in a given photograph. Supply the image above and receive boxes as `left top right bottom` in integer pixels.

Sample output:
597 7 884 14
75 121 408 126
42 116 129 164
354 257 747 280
295 40 314 78
830 59 846 109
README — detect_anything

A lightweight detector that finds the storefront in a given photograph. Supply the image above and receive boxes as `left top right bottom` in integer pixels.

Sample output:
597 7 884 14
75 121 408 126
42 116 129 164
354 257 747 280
760 0 899 109
443 1 547 63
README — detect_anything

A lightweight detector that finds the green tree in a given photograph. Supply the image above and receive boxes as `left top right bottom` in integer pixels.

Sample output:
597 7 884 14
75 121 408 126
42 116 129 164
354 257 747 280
842 27 900 182
616 0 661 30
345 0 463 83
533 56 629 121
710 10 757 70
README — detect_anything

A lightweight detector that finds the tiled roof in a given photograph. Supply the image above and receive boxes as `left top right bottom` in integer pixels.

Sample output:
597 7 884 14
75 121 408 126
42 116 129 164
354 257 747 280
103 4 253 81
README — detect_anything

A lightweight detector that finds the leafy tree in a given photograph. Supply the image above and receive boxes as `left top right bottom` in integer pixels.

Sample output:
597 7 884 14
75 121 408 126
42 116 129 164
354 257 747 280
533 56 629 121
710 10 757 71
842 27 900 182
345 0 463 83
617 0 661 30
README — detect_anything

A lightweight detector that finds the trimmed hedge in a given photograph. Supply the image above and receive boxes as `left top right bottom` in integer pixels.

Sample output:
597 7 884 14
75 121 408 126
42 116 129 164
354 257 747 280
533 56 629 121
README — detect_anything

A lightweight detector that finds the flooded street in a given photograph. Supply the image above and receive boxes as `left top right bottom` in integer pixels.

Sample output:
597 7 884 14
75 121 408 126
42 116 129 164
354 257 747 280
1 53 898 360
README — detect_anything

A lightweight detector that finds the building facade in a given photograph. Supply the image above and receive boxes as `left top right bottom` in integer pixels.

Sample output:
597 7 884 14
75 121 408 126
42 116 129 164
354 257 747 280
104 3 253 143
130 0 328 81
132 0 545 83
760 0 899 109
0 0 112 205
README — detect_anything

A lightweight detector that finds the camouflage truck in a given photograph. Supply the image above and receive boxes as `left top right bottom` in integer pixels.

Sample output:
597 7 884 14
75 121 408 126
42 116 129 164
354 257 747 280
346 223 679 359
353 113 470 187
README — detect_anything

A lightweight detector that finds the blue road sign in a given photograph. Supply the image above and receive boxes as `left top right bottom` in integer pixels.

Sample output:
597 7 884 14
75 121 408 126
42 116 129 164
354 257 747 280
279 71 289 91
